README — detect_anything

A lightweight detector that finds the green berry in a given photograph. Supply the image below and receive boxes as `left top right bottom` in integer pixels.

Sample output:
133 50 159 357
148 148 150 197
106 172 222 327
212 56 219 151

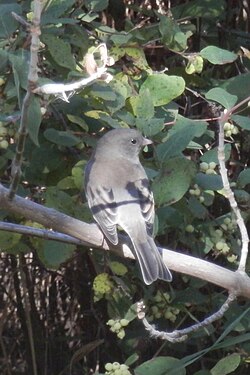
206 168 215 175
199 196 205 203
0 140 8 149
232 127 239 135
120 319 129 327
0 127 7 136
151 305 159 314
225 130 232 137
215 229 223 238
209 162 216 170
216 241 224 250
186 224 194 233
221 224 228 231
185 61 196 75
105 363 113 371
107 319 115 326
227 254 237 263
154 292 162 303
117 329 125 339
194 188 201 196
189 189 195 195
224 122 231 131
200 162 209 171
224 217 231 225
155 312 162 319
164 310 173 320
113 322 121 331
113 362 120 369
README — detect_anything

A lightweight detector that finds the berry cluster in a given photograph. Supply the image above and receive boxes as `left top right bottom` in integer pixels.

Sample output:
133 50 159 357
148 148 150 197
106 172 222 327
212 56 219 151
211 217 238 263
107 318 129 339
224 122 239 138
189 183 205 203
0 122 9 150
104 362 131 375
148 291 180 322
185 55 204 74
200 161 217 175
93 273 114 302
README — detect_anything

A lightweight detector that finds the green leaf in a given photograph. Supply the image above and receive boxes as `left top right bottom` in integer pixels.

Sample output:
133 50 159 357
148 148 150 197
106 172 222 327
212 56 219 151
0 231 22 251
140 74 185 106
9 51 29 107
136 117 164 137
71 160 86 190
110 32 132 45
42 0 76 24
188 196 208 219
85 110 123 128
0 49 8 72
85 0 109 12
205 88 237 109
27 96 42 146
232 115 250 130
201 46 237 65
237 169 250 188
67 114 88 131
135 356 186 375
159 15 174 45
39 240 75 269
152 157 196 206
211 353 241 375
135 89 154 119
195 173 223 190
221 72 250 102
156 117 207 161
125 353 140 367
172 0 225 19
201 144 231 163
44 129 80 146
0 3 21 38
42 34 76 70
90 83 117 101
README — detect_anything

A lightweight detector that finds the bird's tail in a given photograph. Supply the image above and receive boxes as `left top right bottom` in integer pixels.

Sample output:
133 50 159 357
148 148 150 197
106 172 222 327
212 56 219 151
130 235 172 285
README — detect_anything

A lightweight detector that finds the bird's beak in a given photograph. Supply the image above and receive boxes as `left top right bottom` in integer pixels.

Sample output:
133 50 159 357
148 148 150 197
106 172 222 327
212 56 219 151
142 137 152 146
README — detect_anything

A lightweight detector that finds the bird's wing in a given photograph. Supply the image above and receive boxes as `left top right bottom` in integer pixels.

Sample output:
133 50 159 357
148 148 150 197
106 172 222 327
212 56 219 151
133 178 155 235
86 184 119 245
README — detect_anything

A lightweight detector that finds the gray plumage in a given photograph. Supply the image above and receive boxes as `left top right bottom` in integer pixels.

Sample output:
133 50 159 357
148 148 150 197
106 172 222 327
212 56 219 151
84 128 172 284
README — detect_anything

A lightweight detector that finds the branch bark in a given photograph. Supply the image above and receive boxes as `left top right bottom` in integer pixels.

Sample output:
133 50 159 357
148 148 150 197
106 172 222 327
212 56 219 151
0 183 249 299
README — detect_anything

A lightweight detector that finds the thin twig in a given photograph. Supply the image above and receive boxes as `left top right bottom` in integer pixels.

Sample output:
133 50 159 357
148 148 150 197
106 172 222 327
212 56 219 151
33 43 113 100
139 293 236 342
8 0 44 200
19 255 38 375
218 112 249 273
0 221 87 246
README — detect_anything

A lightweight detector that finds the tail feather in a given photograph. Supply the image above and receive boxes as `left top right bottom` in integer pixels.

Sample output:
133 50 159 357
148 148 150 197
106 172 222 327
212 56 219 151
130 235 172 285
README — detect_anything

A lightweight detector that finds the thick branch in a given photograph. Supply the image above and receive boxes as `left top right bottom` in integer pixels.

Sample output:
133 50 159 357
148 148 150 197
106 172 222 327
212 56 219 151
0 183 250 299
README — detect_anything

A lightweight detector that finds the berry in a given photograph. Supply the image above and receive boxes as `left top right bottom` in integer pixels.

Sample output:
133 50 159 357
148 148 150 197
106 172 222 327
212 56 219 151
120 319 129 327
200 162 209 171
209 162 216 170
186 224 194 233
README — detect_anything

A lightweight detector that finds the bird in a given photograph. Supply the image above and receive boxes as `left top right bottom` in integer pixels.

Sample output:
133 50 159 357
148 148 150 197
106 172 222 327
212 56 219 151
84 128 172 284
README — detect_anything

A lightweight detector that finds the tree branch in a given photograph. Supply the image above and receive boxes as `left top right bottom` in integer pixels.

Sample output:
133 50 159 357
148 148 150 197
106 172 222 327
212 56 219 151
1 183 250 299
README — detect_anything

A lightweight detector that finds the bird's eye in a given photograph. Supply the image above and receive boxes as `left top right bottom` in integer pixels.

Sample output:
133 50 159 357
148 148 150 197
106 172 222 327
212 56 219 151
131 138 137 145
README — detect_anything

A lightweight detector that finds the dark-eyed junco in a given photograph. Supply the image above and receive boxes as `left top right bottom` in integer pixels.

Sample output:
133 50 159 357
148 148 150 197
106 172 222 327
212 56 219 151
84 128 172 284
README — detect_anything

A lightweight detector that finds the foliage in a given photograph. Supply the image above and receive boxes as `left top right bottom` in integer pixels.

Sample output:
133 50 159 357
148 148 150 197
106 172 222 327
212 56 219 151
0 0 250 374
